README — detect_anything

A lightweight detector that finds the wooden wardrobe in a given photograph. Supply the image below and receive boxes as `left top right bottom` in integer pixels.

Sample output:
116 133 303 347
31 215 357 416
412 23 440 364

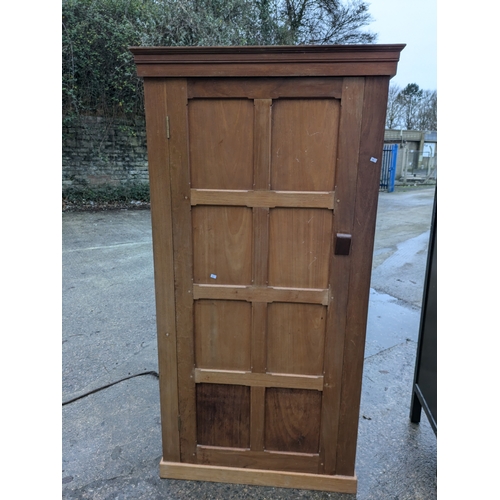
131 44 404 493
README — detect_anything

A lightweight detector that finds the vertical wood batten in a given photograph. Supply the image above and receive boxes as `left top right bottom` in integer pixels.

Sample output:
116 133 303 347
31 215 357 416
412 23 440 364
335 76 391 476
143 78 181 462
250 98 272 452
319 77 365 475
165 78 197 463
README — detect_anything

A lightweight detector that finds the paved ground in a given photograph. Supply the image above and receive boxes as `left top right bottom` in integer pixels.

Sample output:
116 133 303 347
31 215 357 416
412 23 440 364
62 186 437 499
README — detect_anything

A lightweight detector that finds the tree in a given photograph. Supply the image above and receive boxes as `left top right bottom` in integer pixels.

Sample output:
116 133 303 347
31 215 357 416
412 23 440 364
416 89 437 131
254 0 377 45
62 0 378 119
397 83 424 130
385 83 403 129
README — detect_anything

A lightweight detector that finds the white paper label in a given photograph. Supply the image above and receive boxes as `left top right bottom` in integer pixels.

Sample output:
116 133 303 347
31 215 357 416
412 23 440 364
210 274 217 279
370 157 378 163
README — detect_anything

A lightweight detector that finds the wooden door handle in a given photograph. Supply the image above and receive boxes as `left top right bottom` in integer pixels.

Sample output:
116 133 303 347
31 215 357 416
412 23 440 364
335 233 352 256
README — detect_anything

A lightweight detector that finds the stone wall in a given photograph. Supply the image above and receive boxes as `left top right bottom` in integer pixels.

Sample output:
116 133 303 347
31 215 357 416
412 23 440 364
62 116 149 191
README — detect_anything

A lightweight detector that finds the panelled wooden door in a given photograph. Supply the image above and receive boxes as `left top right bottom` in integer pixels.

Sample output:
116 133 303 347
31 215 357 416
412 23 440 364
135 44 403 492
143 75 376 478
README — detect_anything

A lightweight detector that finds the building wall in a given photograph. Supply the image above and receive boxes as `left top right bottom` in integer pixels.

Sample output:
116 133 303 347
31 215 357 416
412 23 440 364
62 116 148 191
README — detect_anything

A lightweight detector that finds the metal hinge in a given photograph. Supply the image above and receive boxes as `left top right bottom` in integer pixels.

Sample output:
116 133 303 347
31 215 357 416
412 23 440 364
166 116 170 139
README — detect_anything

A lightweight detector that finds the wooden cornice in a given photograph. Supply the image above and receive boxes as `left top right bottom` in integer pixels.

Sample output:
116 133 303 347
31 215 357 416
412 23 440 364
130 44 405 78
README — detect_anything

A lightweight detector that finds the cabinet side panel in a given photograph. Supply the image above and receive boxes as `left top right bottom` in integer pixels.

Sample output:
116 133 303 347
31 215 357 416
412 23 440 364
335 76 391 476
143 78 180 462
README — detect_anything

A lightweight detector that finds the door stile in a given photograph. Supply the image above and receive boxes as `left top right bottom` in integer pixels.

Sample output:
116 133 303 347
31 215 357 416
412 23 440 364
143 78 181 462
319 77 365 475
250 98 272 453
335 76 391 476
165 78 197 463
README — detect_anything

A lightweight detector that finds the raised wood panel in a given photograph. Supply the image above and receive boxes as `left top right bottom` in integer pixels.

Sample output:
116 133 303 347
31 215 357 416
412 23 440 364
265 388 322 454
189 99 254 189
268 208 332 289
196 384 251 448
271 99 339 191
267 303 326 375
192 206 253 285
194 300 252 371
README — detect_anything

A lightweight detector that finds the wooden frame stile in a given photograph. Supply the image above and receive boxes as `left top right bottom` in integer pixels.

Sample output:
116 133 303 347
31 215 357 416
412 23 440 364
335 76 392 475
142 78 180 462
132 45 404 494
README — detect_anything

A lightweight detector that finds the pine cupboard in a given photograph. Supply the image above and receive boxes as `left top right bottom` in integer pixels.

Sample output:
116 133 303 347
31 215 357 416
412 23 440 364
131 44 404 494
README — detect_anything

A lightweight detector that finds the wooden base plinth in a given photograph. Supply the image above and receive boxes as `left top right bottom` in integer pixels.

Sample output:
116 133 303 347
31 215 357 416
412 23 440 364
159 460 357 494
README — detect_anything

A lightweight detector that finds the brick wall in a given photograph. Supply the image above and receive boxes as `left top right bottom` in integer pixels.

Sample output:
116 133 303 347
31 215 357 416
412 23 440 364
62 116 149 191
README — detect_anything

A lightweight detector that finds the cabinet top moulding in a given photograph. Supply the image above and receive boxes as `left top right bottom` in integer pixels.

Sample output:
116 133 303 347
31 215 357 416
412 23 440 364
129 44 406 78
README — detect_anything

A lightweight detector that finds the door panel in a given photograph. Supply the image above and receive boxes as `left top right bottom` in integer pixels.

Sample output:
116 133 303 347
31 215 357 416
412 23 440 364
268 208 332 289
194 300 252 371
196 383 251 448
265 388 322 453
267 303 326 375
179 78 360 474
189 99 254 189
271 99 339 191
192 206 253 285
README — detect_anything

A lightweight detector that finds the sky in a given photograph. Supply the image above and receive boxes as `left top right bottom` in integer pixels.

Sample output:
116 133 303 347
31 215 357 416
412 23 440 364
365 0 437 90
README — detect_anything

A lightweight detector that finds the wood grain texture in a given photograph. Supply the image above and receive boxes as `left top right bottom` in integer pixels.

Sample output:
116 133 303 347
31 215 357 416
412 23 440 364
335 76 391 476
135 61 399 79
190 189 335 209
267 303 326 376
251 302 267 372
142 78 180 462
194 300 252 371
165 78 196 463
196 384 250 448
194 369 324 391
250 386 266 452
253 99 272 190
269 208 332 289
271 99 340 191
197 446 320 474
159 460 357 493
319 77 365 475
193 284 329 305
265 388 322 454
189 99 254 189
252 208 269 286
187 77 344 99
192 206 253 285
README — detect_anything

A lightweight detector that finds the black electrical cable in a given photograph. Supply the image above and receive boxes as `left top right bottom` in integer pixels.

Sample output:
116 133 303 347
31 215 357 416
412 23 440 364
62 370 159 406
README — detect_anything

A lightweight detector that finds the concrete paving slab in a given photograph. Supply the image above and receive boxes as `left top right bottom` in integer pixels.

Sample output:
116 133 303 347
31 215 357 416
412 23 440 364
62 210 157 401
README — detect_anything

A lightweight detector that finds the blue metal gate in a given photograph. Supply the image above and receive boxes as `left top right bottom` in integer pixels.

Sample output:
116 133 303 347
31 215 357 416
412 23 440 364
380 144 398 192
